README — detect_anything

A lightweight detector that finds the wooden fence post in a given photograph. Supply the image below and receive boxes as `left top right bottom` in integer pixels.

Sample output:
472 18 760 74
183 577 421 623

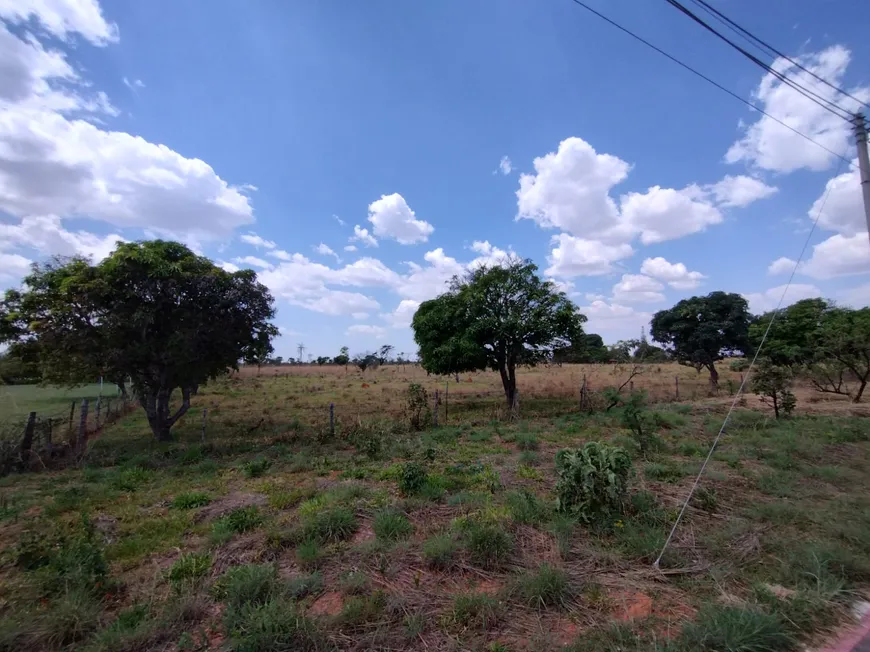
433 390 439 427
201 408 208 443
675 376 680 400
445 383 448 424
67 400 76 443
46 418 53 456
329 403 334 437
629 380 634 392
20 412 36 465
95 397 101 428
77 399 89 454
580 374 587 410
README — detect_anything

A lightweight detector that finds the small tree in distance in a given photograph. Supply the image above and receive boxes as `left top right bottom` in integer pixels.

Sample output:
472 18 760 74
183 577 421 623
751 362 796 418
333 346 350 369
651 292 751 392
412 258 586 409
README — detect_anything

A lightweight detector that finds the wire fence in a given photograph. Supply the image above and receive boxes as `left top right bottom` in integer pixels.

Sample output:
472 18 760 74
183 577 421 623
0 395 136 474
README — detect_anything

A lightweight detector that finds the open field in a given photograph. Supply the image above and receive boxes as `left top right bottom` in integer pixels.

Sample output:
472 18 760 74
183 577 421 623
1 383 119 422
0 364 869 651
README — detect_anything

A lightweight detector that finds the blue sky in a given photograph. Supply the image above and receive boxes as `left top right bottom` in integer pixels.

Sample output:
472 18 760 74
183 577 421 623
1 0 869 360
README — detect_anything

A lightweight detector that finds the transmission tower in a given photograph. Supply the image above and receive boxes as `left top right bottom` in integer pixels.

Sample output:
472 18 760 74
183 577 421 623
297 342 306 361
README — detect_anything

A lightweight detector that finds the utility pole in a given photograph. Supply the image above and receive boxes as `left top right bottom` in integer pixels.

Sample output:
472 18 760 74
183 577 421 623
853 112 870 247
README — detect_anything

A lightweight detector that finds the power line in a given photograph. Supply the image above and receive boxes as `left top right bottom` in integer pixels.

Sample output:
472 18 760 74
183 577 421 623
653 155 846 569
565 0 855 169
663 0 853 122
688 0 870 112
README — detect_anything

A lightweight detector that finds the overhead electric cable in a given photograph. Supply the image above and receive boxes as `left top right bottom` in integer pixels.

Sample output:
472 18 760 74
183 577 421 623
663 0 853 121
565 0 856 169
688 0 870 111
653 156 847 569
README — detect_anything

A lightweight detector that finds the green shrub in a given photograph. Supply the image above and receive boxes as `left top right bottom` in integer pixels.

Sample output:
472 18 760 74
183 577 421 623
225 597 323 651
168 553 211 589
620 391 660 456
242 457 271 479
399 462 428 495
422 534 458 569
463 521 513 569
505 489 550 525
287 572 323 600
514 564 572 609
171 491 211 509
372 509 413 541
301 506 357 543
644 460 687 483
555 442 631 523
678 604 794 651
214 564 277 608
518 450 540 466
40 588 102 648
111 467 153 492
406 383 431 431
447 593 503 630
615 520 666 561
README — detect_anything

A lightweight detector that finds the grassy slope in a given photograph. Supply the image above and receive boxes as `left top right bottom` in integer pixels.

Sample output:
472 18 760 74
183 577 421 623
0 371 868 651
1 384 119 421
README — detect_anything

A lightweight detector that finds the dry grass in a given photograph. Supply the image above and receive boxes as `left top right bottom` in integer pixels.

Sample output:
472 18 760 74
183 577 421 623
0 364 868 650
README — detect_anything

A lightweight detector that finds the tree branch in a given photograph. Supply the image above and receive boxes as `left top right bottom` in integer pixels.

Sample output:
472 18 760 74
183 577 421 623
166 386 191 428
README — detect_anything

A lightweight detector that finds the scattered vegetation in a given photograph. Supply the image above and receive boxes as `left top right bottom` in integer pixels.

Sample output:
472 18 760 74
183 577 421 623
555 442 631 523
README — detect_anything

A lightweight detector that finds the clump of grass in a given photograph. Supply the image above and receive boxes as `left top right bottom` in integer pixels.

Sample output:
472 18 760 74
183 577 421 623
515 433 539 451
447 491 490 508
212 506 263 545
225 597 323 651
301 506 358 543
678 604 794 651
242 457 271 478
340 570 370 595
40 588 102 648
373 508 413 541
213 563 277 608
505 489 550 525
517 465 544 481
339 592 387 628
268 485 317 510
170 491 211 509
447 593 503 630
615 520 667 561
462 520 513 570
110 467 153 492
644 460 687 483
422 534 458 569
518 450 540 466
295 540 322 569
514 564 573 609
549 515 576 559
287 572 323 600
167 553 211 589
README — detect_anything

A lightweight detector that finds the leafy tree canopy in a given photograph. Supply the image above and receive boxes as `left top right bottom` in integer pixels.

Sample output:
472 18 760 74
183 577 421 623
0 241 277 440
553 333 608 364
412 258 586 407
749 298 829 367
651 291 750 388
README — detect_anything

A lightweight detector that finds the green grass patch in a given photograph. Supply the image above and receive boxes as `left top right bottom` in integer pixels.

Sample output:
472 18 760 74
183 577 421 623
372 508 413 541
170 491 211 509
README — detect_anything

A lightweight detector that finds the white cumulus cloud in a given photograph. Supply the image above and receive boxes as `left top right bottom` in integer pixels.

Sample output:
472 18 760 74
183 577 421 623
233 255 272 270
0 214 123 261
350 225 378 248
726 46 870 173
768 257 797 276
240 233 276 249
639 257 706 289
810 162 866 237
619 185 722 245
0 0 118 45
611 274 665 304
314 243 339 261
497 156 512 175
545 234 633 278
367 193 433 244
346 324 386 338
799 233 870 279
579 300 652 343
744 284 823 314
707 175 778 208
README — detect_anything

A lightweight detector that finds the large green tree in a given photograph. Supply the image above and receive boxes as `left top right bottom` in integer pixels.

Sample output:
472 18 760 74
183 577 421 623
651 291 751 390
0 241 277 440
412 258 586 408
751 299 870 403
553 333 608 364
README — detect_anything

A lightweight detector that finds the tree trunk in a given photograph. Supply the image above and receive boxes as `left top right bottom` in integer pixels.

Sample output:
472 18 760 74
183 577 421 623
141 386 192 441
498 363 516 409
772 392 780 419
707 363 719 392
853 375 868 403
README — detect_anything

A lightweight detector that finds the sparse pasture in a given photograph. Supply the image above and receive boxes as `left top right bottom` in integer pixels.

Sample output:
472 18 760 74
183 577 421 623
0 363 869 651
